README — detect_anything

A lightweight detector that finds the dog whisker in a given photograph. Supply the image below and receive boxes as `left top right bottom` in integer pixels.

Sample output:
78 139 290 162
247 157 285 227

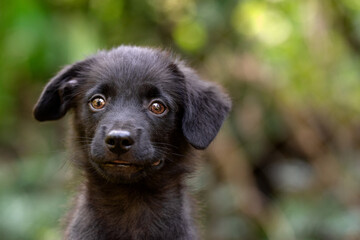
151 141 180 149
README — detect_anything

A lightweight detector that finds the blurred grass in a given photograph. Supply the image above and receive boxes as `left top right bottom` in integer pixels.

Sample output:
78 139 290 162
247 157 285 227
1 0 360 239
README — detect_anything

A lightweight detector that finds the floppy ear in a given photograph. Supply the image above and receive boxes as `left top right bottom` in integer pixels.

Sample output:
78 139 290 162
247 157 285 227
33 60 89 121
179 64 231 150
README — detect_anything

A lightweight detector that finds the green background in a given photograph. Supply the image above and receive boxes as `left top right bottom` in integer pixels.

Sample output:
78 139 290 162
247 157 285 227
1 0 360 239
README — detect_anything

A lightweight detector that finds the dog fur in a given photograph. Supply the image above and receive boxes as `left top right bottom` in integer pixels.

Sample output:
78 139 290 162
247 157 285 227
34 46 231 240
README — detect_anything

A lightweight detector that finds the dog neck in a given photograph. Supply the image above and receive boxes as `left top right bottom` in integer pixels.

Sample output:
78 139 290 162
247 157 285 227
65 164 197 239
85 169 186 211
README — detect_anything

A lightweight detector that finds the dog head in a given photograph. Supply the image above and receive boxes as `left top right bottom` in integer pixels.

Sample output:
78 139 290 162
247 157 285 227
34 46 231 183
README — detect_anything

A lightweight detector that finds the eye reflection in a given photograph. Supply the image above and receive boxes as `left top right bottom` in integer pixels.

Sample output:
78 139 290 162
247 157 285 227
149 101 166 115
90 96 106 110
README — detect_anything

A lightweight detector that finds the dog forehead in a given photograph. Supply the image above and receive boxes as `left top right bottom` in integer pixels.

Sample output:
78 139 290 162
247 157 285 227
90 49 171 85
80 48 185 97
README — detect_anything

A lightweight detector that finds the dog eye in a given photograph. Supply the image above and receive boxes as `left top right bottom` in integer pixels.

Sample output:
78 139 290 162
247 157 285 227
90 96 106 110
149 101 167 115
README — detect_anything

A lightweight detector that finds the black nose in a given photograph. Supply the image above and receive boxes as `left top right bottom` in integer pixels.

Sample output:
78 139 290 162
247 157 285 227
105 130 134 153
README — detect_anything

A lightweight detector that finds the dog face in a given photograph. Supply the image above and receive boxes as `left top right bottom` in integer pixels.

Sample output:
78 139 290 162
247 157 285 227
34 46 231 183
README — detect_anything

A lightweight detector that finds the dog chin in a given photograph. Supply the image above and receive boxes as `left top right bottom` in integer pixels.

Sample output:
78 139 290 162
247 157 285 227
90 157 164 183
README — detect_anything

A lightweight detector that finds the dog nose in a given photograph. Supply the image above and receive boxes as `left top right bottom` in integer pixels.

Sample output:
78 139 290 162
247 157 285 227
105 130 134 153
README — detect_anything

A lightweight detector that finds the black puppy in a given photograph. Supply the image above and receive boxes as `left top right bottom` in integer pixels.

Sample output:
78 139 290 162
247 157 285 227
34 46 231 240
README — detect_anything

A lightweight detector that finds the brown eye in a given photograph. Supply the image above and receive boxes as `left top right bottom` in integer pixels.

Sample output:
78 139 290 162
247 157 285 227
149 101 166 115
90 96 106 110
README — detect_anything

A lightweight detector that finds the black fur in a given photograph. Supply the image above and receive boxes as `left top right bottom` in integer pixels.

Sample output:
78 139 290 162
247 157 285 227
33 46 231 240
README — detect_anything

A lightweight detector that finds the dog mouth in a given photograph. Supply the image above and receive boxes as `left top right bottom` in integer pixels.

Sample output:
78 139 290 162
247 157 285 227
102 159 163 168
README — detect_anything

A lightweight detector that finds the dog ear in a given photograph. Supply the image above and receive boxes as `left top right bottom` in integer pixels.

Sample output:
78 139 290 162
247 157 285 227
33 60 90 121
177 64 231 150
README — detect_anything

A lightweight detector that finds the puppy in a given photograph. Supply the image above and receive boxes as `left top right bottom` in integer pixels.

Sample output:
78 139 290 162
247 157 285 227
33 46 231 240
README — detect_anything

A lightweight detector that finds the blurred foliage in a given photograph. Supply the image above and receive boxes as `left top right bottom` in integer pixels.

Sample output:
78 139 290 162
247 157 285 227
1 0 360 239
